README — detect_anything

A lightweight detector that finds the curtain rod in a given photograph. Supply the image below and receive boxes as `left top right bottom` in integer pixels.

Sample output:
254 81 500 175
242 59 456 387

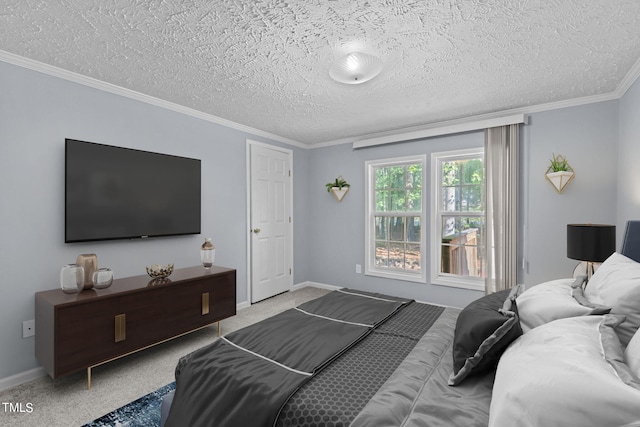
352 114 527 149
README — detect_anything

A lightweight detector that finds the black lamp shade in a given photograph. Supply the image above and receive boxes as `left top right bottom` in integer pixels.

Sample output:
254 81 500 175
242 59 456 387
567 224 616 263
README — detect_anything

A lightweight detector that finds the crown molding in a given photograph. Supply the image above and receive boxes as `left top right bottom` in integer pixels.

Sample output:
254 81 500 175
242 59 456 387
0 50 307 149
2 49 638 150
615 55 640 98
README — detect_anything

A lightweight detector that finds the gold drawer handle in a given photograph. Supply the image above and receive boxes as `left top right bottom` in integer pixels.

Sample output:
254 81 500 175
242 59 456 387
202 292 210 315
115 314 126 342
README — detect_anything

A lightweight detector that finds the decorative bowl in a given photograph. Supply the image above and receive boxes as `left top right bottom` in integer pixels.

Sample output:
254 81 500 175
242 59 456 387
146 263 174 279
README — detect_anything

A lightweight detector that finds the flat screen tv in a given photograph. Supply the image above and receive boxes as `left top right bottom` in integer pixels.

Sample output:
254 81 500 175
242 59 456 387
65 139 201 243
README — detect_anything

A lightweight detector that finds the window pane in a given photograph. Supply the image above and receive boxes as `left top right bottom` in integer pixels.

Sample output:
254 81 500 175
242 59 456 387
460 218 481 273
440 244 459 275
389 166 405 189
442 187 459 211
408 164 422 189
376 163 423 213
440 217 485 276
375 241 389 267
375 167 389 189
389 217 405 241
460 216 485 239
461 159 484 184
375 216 388 240
406 187 421 212
461 185 483 212
443 160 484 213
462 242 483 278
406 244 421 271
407 216 421 242
389 242 405 269
375 190 388 212
390 189 405 211
441 216 459 240
442 161 459 186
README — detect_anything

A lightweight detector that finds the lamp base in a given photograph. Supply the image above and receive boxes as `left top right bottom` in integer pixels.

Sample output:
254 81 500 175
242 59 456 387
586 261 595 285
572 261 600 288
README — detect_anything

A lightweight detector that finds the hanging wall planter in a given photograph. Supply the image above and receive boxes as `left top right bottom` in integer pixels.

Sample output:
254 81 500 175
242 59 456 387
545 153 575 194
326 176 350 202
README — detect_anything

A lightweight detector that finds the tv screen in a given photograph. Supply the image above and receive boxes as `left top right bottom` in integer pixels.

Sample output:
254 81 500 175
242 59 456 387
65 139 201 243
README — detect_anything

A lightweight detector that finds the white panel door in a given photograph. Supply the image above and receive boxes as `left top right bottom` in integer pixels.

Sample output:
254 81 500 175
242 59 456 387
250 144 292 303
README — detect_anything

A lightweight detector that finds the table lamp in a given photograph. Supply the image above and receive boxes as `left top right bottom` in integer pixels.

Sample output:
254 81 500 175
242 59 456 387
567 224 616 282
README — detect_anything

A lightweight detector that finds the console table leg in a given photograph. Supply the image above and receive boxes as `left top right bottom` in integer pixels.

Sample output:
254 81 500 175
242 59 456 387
87 367 92 390
217 321 221 337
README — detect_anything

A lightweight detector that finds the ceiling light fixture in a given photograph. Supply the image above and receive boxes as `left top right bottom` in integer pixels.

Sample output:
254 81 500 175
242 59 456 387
329 52 383 85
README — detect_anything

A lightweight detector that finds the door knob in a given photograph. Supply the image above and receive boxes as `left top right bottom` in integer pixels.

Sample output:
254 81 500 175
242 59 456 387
252 228 261 234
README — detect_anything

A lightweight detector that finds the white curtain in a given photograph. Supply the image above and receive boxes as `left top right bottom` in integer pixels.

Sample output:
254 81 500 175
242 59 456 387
485 124 519 294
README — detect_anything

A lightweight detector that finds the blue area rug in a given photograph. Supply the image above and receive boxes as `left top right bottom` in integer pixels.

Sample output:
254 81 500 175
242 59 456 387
83 382 175 427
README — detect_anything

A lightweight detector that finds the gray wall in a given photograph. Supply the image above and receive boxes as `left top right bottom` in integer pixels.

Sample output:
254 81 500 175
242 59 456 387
0 60 308 380
522 101 619 285
307 132 486 308
305 100 620 306
0 56 635 382
617 77 640 236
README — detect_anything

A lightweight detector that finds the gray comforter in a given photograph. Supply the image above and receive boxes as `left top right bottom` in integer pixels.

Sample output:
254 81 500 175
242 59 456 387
163 292 494 427
350 307 494 427
164 289 411 427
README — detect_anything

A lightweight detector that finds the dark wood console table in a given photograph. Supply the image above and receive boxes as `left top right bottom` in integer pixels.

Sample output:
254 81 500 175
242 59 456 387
35 265 236 388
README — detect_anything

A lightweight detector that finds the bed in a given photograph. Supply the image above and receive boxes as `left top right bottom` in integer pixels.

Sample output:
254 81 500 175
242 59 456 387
161 221 640 427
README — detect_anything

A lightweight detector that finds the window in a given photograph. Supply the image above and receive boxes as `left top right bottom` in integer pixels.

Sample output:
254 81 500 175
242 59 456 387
365 155 426 283
431 149 485 290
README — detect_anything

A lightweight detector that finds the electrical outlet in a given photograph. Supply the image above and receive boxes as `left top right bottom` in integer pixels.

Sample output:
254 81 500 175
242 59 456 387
356 264 362 274
22 320 35 338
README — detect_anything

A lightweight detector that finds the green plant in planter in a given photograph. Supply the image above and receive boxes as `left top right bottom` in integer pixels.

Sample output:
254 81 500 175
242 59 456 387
326 177 350 192
549 153 571 172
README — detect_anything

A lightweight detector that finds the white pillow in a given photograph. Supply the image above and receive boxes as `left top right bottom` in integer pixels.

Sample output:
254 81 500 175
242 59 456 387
585 252 640 346
489 315 640 427
516 278 609 333
626 328 640 379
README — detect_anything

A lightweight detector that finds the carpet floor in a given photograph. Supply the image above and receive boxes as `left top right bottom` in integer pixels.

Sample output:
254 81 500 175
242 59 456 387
0 286 330 427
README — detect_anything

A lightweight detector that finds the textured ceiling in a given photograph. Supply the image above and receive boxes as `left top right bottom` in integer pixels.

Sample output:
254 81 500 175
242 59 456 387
1 0 640 145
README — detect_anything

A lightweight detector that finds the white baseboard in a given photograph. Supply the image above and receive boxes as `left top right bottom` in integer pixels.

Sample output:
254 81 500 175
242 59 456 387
236 282 342 307
292 281 342 292
0 367 46 392
236 301 251 311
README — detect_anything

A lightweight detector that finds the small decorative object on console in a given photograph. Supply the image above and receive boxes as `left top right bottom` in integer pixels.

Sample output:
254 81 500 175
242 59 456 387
201 237 215 269
92 268 113 289
146 263 174 279
60 264 84 294
76 253 98 290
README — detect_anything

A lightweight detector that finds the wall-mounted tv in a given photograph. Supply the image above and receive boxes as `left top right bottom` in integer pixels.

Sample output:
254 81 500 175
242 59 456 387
65 139 201 243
